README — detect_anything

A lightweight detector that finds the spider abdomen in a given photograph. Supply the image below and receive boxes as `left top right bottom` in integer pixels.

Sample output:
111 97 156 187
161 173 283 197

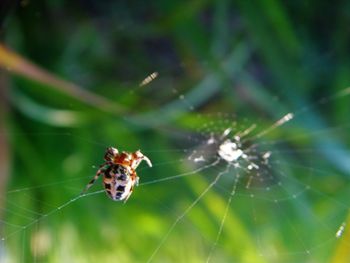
103 164 137 201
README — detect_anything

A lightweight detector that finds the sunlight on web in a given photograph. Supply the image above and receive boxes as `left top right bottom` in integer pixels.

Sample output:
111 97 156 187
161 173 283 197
336 222 346 239
144 108 298 262
218 139 244 163
1 86 350 263
139 72 159 87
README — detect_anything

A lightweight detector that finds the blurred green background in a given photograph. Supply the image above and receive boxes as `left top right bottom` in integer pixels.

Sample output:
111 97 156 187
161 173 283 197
1 1 350 262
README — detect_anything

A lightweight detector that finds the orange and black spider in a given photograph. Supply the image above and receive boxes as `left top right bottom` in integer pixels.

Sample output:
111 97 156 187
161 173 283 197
82 147 152 202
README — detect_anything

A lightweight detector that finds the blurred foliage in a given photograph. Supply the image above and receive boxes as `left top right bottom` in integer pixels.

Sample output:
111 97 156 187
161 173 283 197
1 1 350 263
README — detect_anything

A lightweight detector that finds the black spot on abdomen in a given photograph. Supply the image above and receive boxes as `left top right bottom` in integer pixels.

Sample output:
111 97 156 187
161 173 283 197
117 185 125 191
104 173 112 179
117 174 127 181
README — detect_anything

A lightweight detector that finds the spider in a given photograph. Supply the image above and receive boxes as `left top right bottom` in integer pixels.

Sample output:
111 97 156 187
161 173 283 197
81 147 152 202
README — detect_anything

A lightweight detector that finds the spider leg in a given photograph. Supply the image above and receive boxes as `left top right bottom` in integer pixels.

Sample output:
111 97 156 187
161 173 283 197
131 151 152 170
134 156 152 169
123 187 134 203
123 179 138 203
104 147 119 162
142 155 152 167
122 173 138 203
81 164 108 195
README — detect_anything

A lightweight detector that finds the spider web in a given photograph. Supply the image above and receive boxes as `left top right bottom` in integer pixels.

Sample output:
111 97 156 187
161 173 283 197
1 83 350 263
